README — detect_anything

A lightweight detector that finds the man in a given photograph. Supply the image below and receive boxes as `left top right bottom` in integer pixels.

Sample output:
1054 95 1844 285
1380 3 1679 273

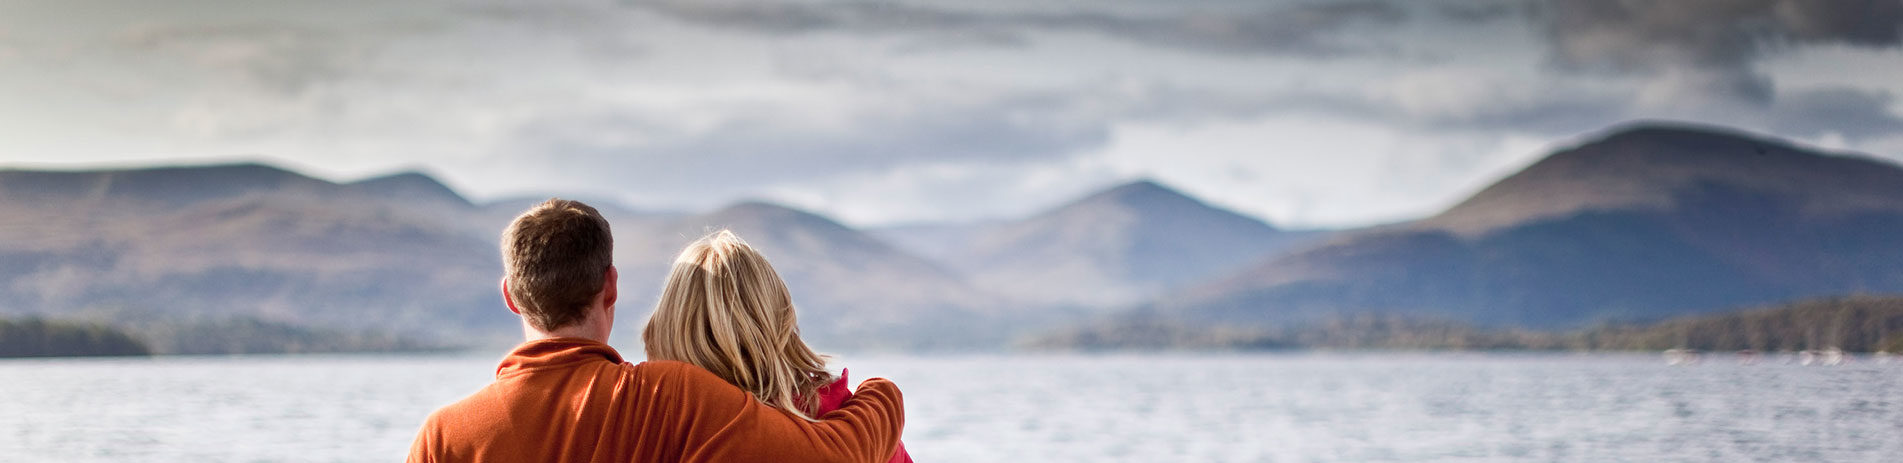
408 199 905 462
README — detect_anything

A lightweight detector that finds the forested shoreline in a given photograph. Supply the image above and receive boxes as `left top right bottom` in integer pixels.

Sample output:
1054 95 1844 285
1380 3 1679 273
0 315 451 358
1032 296 1903 353
1578 296 1903 353
0 318 150 357
12 295 1903 357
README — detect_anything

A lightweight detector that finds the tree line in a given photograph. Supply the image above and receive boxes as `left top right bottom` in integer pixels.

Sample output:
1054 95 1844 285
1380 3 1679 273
1578 296 1903 352
1032 295 1903 352
1 315 451 357
0 318 151 357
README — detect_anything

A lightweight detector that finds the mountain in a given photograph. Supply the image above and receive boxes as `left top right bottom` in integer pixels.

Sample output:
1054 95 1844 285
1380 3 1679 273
927 180 1316 309
27 122 1893 353
0 163 333 207
0 163 511 348
347 171 475 210
610 202 1005 350
867 220 1001 266
0 162 1016 352
470 196 685 254
1418 125 1903 235
1149 123 1903 329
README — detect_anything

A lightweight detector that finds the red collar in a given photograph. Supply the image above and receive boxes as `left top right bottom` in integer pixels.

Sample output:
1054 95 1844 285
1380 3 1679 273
495 337 625 378
812 368 853 414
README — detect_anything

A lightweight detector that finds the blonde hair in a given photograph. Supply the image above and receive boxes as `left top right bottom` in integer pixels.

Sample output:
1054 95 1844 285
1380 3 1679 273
643 230 834 420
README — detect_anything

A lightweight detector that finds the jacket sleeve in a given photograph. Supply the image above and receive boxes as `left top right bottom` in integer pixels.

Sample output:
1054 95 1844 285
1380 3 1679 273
655 362 905 463
404 413 441 463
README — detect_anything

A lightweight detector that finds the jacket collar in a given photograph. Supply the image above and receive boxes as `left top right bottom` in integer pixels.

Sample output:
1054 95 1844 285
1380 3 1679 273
495 337 625 379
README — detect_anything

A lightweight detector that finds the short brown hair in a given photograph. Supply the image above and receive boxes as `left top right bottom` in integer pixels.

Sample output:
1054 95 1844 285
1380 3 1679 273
501 198 613 331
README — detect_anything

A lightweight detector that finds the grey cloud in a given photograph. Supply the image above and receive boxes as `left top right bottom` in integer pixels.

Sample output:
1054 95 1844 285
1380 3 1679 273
1766 87 1903 140
116 24 368 96
106 3 653 98
1536 0 1903 105
507 88 1114 205
886 29 1034 55
1434 1 1524 23
1406 97 1628 135
455 3 652 59
627 0 1406 56
1777 0 1903 45
500 75 1635 220
1204 86 1627 136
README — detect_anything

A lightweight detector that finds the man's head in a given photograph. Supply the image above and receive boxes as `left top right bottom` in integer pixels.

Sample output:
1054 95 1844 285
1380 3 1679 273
501 198 615 333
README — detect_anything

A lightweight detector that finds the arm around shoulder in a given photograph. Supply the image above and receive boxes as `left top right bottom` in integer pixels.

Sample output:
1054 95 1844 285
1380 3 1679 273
691 373 907 463
825 378 907 463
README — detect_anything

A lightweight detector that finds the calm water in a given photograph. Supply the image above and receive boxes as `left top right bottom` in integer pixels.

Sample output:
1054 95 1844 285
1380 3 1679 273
2 351 1900 462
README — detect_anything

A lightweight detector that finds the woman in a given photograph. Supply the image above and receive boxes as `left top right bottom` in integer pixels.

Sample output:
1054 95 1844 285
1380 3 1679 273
643 230 913 463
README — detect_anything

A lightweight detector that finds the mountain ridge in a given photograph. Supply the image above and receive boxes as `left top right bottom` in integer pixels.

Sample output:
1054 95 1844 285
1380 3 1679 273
1146 123 1903 329
347 170 475 209
13 122 1900 352
609 200 1008 350
934 178 1315 309
1419 122 1903 235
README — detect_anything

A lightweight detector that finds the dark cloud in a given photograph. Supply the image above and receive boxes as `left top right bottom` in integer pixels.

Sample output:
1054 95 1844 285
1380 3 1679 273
1406 96 1628 135
626 0 1406 56
1183 84 1628 136
1777 0 1903 45
1536 0 1903 104
1767 87 1903 140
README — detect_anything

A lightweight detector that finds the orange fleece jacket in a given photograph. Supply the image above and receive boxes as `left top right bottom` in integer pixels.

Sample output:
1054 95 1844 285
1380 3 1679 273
407 338 905 463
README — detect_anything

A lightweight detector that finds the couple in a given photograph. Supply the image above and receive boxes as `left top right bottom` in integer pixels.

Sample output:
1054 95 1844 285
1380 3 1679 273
408 199 912 462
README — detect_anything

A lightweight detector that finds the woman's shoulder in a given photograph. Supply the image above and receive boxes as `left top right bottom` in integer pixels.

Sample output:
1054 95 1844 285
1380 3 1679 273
627 360 745 394
628 359 701 377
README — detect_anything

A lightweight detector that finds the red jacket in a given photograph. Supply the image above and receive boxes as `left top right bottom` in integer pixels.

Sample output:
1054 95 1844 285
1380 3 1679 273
814 368 914 463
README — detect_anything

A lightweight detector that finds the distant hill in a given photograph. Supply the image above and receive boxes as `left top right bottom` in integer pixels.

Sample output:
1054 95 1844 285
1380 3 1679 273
1148 123 1903 329
611 202 1006 350
0 163 1023 351
18 122 1901 353
1418 125 1903 235
901 180 1317 309
347 171 475 210
867 220 1000 266
0 163 333 207
0 163 511 348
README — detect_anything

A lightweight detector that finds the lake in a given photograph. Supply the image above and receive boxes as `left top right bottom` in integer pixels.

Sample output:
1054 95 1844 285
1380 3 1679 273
2 351 1900 462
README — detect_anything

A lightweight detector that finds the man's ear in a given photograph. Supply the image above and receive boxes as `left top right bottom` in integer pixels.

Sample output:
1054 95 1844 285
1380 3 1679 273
501 278 522 315
601 266 619 310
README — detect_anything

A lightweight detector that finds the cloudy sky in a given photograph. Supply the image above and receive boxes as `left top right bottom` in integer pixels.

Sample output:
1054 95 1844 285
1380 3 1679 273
2 0 1900 228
